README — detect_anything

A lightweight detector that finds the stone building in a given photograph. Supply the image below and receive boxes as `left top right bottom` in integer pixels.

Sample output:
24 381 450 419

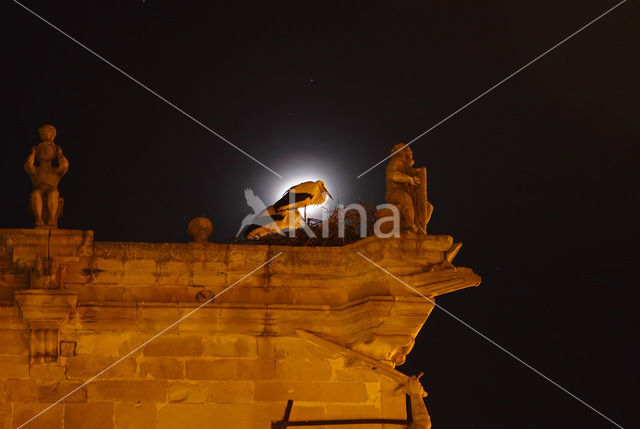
0 227 479 428
2 131 479 428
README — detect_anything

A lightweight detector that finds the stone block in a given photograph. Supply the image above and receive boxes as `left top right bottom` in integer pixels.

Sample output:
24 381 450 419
185 359 275 380
0 402 10 429
115 402 157 429
167 382 209 403
192 260 226 288
380 376 407 419
288 405 326 420
5 379 38 402
256 336 276 360
122 259 157 285
254 381 368 402
77 305 137 332
156 260 192 286
90 257 124 284
325 404 382 419
136 307 182 334
87 380 167 403
275 359 333 381
12 402 63 429
0 330 28 354
166 380 254 404
0 355 29 378
203 335 257 357
207 381 254 403
139 358 184 380
143 336 203 357
66 356 137 379
274 336 340 360
29 364 66 379
157 403 281 429
334 367 380 382
38 380 86 402
64 402 114 429
75 332 142 356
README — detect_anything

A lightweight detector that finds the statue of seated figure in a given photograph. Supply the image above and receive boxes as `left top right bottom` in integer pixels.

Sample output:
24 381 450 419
24 124 69 228
384 144 433 234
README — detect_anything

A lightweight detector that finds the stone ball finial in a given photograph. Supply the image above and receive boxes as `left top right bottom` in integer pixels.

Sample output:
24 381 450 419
188 217 213 243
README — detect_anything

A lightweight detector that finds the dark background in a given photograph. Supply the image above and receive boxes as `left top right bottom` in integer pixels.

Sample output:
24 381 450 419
1 1 638 427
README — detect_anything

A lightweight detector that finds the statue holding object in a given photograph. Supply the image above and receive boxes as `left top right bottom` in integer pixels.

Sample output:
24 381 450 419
24 124 69 228
384 144 433 234
394 372 432 429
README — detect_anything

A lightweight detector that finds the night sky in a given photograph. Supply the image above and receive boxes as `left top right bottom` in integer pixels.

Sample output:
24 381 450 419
2 1 638 428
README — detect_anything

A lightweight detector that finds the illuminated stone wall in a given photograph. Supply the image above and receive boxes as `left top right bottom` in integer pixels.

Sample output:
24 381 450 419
0 228 479 428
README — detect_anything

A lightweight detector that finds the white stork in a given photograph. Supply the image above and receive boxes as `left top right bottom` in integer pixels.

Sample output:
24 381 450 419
272 180 333 212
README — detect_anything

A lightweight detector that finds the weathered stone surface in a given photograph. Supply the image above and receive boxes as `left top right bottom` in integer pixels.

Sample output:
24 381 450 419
5 378 39 402
167 381 209 403
75 332 142 356
143 336 203 357
325 404 383 419
167 380 254 404
87 380 167 403
29 364 66 379
64 402 114 429
0 402 11 429
157 403 281 429
66 357 137 379
38 380 86 402
0 330 28 354
254 381 369 402
275 359 333 381
207 381 254 403
12 402 63 429
115 402 157 429
185 359 275 381
139 358 184 380
0 355 29 378
203 335 257 357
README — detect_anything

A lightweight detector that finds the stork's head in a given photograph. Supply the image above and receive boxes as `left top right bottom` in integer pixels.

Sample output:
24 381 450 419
316 180 333 200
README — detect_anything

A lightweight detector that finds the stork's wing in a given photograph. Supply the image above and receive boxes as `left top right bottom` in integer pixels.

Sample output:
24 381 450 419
273 191 313 212
244 188 266 213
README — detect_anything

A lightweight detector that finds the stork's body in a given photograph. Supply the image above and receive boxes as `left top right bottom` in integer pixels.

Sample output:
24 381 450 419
273 180 333 212
243 180 333 240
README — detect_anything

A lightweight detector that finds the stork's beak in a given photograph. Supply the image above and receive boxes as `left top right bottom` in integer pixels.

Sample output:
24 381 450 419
323 186 334 200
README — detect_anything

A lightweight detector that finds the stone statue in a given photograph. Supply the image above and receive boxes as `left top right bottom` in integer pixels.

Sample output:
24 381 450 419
394 372 431 429
385 144 433 234
24 124 69 228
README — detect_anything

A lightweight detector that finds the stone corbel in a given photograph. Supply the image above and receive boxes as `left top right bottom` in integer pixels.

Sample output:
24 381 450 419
14 289 77 364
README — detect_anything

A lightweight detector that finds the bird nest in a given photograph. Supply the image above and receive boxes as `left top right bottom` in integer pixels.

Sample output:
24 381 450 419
230 205 377 247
